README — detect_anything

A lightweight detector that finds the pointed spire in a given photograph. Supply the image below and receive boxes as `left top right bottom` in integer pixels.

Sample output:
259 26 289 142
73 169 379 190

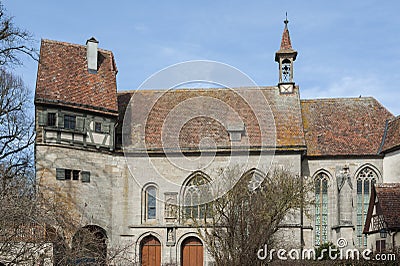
275 13 297 62
280 13 293 50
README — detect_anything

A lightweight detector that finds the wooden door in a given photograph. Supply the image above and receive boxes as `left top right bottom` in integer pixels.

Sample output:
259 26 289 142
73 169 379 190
141 236 161 266
181 237 203 266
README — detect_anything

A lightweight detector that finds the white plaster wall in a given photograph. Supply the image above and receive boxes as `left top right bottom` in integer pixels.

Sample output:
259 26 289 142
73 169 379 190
92 132 106 145
383 149 400 183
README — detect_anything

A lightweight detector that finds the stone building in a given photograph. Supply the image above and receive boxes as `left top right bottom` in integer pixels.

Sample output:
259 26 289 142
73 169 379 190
34 21 400 265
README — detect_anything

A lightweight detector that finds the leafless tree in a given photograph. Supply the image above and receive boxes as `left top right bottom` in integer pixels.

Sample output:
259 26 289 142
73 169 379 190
0 1 38 182
195 166 313 266
0 169 51 265
0 68 34 192
0 3 37 66
0 171 138 265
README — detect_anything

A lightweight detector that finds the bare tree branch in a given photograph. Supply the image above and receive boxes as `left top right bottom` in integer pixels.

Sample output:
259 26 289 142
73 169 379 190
0 3 38 66
194 166 313 266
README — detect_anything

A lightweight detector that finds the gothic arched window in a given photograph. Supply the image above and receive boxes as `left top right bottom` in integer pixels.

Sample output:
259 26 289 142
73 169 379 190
356 167 377 247
183 173 210 221
315 172 329 246
145 186 157 220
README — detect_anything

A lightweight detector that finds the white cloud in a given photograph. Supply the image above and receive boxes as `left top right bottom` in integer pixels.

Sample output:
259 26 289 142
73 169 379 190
301 75 400 115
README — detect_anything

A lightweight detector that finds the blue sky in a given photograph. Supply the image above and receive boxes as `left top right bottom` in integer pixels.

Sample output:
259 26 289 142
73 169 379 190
5 0 400 115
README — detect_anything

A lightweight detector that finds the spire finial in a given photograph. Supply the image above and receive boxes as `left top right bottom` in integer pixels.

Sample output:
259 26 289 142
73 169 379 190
284 12 289 28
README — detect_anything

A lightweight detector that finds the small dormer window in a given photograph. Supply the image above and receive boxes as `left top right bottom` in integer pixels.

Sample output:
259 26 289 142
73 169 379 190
227 123 245 142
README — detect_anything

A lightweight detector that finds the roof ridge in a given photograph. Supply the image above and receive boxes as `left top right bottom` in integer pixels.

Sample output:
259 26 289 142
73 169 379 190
388 114 400 123
301 96 376 102
117 86 280 94
41 38 113 54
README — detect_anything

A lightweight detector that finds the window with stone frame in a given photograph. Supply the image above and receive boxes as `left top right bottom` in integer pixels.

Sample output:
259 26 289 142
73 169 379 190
315 172 329 246
145 186 157 220
65 169 72 180
56 168 90 182
356 167 376 247
72 170 80 180
183 174 211 221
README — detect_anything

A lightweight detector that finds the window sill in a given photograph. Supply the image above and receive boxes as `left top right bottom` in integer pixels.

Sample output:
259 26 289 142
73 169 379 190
43 126 86 135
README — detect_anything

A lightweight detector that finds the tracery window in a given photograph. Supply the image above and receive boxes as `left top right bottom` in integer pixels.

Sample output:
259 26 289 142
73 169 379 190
315 173 329 246
356 167 376 247
183 174 210 220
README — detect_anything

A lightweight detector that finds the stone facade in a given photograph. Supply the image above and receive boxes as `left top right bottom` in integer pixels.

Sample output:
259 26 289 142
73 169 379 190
34 22 400 265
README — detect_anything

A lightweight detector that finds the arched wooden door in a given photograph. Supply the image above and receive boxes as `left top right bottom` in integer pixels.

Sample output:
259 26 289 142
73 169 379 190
181 237 203 266
141 235 161 266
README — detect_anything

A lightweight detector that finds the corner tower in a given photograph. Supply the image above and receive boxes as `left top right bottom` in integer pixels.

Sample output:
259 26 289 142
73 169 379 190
275 15 298 94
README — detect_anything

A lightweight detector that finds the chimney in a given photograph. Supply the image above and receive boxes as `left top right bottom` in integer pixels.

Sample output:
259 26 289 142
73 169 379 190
86 37 98 73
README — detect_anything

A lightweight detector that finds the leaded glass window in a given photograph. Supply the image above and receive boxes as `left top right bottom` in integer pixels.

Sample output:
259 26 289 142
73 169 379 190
356 167 376 247
146 186 157 220
315 173 329 246
183 174 210 220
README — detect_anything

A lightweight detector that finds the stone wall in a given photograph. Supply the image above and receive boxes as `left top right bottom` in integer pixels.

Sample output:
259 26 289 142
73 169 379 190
302 157 383 250
36 143 303 264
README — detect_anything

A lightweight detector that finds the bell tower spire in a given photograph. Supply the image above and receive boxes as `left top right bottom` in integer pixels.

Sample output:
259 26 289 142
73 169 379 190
275 13 298 94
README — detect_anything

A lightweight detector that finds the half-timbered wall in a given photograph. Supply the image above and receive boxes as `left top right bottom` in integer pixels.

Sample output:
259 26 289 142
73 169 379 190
36 105 116 151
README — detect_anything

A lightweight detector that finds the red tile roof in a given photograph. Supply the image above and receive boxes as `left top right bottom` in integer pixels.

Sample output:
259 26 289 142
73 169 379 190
381 116 400 153
118 87 306 151
301 97 394 156
35 39 118 115
35 38 400 156
375 183 400 229
364 183 400 234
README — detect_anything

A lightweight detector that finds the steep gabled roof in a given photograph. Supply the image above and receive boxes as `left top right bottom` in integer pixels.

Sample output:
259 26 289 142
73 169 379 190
35 39 118 115
364 183 400 234
381 116 400 153
117 86 306 152
301 97 394 156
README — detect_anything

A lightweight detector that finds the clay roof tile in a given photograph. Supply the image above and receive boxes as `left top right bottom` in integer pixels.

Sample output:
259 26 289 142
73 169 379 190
35 39 118 115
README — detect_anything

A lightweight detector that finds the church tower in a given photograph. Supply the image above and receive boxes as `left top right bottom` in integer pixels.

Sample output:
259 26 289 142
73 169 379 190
275 15 297 94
